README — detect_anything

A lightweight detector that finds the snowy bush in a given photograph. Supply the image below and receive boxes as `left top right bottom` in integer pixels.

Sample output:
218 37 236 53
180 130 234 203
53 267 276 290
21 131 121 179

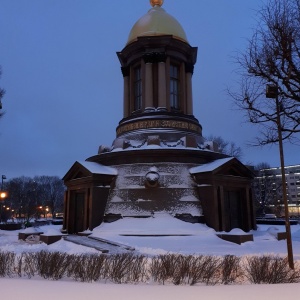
67 254 108 282
35 251 71 280
0 251 15 277
244 256 300 284
107 253 148 284
220 255 243 284
149 254 222 285
1 251 300 285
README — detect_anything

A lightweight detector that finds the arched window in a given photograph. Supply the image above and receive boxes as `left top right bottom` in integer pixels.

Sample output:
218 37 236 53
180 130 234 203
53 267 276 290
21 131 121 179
170 64 180 110
134 66 142 111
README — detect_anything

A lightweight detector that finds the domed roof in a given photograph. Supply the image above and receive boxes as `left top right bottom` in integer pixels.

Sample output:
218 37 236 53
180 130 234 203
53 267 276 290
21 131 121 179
127 1 188 44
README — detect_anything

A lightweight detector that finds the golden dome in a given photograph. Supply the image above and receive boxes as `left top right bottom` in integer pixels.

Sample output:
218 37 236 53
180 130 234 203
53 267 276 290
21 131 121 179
150 0 164 7
127 2 188 44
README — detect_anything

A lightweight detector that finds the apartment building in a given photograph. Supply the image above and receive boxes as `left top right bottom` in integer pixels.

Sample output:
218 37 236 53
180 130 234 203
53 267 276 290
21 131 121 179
254 165 300 216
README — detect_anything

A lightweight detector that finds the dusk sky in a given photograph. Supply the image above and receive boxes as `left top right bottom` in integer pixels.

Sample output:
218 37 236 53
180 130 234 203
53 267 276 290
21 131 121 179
0 0 299 180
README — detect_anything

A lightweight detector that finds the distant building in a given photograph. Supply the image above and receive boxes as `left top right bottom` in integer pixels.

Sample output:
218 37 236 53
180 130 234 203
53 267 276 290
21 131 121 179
253 165 300 217
63 1 256 234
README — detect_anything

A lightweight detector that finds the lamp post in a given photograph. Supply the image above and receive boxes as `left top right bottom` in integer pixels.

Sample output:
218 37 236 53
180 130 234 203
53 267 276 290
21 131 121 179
266 84 294 269
1 175 6 190
0 175 7 224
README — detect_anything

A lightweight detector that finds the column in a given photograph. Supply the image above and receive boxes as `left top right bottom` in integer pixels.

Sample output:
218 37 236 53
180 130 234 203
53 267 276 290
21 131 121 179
121 67 130 118
158 62 167 108
185 63 194 115
144 63 153 109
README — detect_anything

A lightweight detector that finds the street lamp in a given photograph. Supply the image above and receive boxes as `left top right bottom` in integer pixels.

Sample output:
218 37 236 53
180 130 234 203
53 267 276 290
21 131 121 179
0 175 7 224
0 191 7 199
0 191 8 224
1 175 6 190
266 84 294 269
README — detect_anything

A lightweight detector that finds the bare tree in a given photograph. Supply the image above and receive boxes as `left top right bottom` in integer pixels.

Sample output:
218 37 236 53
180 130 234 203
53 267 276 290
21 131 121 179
252 162 287 217
205 135 243 160
34 176 65 218
5 176 64 223
0 66 5 118
229 0 300 146
252 162 273 215
254 162 271 171
6 177 38 223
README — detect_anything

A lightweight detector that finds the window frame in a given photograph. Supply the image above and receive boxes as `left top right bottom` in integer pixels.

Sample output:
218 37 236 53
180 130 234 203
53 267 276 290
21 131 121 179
133 65 142 112
169 63 180 110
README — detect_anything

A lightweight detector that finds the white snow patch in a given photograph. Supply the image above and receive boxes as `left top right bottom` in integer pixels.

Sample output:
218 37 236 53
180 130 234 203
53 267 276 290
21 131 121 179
149 166 158 172
229 228 247 235
136 199 152 202
21 227 42 234
146 144 161 149
111 196 124 203
78 229 93 235
190 157 234 174
179 195 199 202
78 161 118 175
42 228 64 236
146 172 159 181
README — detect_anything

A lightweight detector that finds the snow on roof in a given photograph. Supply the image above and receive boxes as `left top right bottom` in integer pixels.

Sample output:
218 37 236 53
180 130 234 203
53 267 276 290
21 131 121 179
189 157 234 174
79 161 118 176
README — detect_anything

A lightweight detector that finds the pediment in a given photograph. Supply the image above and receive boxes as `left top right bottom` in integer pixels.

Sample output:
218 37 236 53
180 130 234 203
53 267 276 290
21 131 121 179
190 157 254 178
63 161 118 182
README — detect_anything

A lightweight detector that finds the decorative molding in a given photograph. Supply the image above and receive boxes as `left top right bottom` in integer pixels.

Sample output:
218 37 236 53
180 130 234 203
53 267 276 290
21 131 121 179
185 63 194 74
121 66 130 77
117 118 201 136
143 52 167 64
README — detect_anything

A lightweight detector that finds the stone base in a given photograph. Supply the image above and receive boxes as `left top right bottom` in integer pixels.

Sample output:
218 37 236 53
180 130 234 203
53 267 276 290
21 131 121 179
77 232 92 236
40 234 63 245
217 233 253 245
277 232 287 241
18 232 43 241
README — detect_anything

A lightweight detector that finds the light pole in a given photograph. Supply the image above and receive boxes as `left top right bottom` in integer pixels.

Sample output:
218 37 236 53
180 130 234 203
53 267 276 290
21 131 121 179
266 84 294 269
0 175 7 224
1 175 6 190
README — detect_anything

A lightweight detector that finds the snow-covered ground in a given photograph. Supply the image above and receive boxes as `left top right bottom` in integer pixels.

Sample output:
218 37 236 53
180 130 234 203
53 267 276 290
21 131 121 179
1 213 300 299
1 278 300 300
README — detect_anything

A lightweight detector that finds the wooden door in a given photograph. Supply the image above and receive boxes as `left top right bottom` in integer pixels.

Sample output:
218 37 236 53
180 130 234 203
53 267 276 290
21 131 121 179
74 192 85 233
225 190 242 230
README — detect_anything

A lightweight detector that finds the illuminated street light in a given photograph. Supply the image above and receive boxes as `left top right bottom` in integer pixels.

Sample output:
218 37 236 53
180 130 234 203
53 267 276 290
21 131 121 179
0 191 7 224
266 84 294 269
0 191 7 199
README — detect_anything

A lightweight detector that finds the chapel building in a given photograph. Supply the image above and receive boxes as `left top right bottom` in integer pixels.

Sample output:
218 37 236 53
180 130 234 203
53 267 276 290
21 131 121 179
63 0 256 234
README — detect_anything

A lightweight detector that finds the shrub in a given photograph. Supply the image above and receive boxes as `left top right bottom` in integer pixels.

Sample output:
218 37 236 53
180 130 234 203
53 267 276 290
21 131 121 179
187 255 221 285
107 253 148 284
35 251 71 280
0 251 15 277
149 254 221 285
0 250 299 285
67 254 108 282
149 254 177 284
244 255 300 284
19 252 36 278
220 255 243 284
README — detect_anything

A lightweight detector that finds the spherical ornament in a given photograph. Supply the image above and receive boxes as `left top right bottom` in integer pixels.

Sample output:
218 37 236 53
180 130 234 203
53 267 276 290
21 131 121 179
150 0 164 7
145 169 160 188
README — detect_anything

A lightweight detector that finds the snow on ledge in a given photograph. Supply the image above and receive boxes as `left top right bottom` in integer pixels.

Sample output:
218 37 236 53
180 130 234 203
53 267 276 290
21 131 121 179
189 157 234 174
79 161 118 175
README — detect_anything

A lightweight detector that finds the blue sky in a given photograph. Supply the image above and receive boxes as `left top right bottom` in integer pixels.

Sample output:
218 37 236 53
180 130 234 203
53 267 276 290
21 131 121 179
0 0 298 179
